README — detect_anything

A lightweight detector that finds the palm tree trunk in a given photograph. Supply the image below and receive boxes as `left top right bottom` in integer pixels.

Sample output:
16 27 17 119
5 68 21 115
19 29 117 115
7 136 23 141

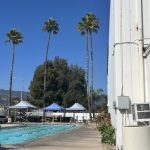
90 32 95 119
43 32 51 121
9 43 15 116
86 31 92 120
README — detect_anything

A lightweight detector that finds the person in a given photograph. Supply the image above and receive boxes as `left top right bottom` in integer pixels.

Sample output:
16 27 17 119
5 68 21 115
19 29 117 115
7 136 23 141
75 116 78 123
69 117 74 123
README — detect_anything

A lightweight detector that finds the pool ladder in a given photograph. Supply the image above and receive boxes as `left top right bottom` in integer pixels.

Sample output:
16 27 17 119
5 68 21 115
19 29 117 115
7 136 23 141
20 117 31 125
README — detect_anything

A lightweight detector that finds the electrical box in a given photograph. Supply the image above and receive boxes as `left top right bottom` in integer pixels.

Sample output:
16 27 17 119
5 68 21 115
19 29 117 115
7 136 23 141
118 96 130 110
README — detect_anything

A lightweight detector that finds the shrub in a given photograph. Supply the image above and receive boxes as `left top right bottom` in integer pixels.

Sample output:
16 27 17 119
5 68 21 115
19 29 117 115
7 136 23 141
96 111 115 145
98 121 115 145
96 111 111 125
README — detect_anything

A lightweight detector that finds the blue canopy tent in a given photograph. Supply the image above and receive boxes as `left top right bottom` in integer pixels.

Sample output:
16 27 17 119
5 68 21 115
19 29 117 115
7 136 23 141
43 103 64 122
43 103 64 111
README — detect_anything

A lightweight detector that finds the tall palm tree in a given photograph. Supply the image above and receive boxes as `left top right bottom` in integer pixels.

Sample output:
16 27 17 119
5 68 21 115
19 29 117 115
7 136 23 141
87 13 99 118
77 15 92 120
78 13 99 120
6 29 23 110
42 17 59 118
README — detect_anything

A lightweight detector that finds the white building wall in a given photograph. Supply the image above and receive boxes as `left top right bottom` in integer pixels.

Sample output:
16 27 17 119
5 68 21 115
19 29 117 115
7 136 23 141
144 57 150 101
108 0 150 149
143 0 150 102
143 0 150 46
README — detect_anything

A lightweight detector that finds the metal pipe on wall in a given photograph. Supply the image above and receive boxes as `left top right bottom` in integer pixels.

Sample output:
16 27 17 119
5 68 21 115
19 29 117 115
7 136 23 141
140 0 146 102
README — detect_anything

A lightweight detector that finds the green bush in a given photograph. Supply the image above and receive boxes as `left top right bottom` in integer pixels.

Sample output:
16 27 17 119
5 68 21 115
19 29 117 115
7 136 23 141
97 120 115 145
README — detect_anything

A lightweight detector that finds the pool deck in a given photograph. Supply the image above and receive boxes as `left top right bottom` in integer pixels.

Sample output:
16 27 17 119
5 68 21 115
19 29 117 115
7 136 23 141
0 123 105 150
0 123 23 128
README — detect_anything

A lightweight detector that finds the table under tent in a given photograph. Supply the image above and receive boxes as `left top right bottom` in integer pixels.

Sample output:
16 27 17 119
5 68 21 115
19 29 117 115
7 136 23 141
9 100 37 122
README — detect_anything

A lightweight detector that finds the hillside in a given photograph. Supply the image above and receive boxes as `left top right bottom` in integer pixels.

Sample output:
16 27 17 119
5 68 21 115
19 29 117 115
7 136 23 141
0 89 28 106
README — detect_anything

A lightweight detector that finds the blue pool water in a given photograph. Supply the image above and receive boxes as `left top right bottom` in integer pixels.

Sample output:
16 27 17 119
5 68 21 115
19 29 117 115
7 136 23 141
0 124 75 144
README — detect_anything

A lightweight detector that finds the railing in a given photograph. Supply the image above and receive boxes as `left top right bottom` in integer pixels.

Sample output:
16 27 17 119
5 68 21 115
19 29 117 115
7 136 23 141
17 117 30 125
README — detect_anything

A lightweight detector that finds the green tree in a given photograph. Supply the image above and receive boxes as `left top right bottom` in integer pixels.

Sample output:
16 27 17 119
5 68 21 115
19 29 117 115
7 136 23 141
29 57 87 107
63 80 87 107
43 17 59 107
63 65 87 107
6 29 23 107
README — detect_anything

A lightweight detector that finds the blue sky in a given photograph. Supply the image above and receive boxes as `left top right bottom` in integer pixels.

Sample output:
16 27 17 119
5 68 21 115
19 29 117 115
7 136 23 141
0 0 110 92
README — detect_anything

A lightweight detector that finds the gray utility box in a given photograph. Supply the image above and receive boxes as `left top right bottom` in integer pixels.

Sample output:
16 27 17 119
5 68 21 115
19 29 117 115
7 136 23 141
118 96 130 110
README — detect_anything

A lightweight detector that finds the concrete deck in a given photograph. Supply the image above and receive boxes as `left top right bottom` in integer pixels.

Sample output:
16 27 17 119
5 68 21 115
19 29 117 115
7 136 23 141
0 123 23 128
0 123 104 150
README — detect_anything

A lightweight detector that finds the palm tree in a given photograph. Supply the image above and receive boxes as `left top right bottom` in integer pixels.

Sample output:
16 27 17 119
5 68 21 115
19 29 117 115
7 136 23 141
87 13 99 118
6 29 23 110
77 15 92 120
42 17 59 119
77 13 99 120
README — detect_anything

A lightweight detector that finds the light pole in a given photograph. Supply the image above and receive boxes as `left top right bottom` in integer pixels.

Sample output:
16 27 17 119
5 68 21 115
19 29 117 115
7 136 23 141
13 77 23 101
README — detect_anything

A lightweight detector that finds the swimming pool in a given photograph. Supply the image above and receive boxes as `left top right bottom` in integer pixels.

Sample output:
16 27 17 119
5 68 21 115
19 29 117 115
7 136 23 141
0 124 75 144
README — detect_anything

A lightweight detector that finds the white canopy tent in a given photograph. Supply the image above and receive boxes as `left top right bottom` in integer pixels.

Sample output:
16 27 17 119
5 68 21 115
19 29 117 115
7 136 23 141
66 103 87 122
67 103 86 111
9 100 37 122
9 100 37 109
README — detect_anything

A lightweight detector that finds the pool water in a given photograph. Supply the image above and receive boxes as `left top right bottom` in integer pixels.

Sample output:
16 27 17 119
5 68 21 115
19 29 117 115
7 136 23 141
0 124 75 144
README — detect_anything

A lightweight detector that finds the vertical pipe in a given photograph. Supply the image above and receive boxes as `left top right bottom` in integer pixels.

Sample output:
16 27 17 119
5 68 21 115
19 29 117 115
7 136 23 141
120 0 123 96
141 0 144 48
140 0 146 101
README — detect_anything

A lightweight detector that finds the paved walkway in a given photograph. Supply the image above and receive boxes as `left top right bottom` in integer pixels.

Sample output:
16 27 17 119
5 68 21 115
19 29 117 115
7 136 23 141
1 123 104 150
